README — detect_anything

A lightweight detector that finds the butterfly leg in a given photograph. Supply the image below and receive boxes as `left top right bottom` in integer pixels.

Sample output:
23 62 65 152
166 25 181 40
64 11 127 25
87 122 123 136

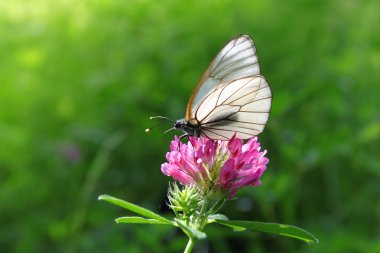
178 133 189 140
176 133 189 150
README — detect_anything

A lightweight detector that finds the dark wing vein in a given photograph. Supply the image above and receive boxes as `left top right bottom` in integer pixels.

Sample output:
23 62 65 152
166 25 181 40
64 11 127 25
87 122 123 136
205 127 256 136
219 46 252 65
211 46 253 76
198 100 236 123
206 125 261 132
219 62 259 81
218 77 253 105
203 117 267 126
193 83 226 119
240 111 270 113
210 38 240 73
235 35 249 46
194 75 253 121
227 86 269 106
212 50 257 77
226 118 267 125
214 84 227 113
227 84 268 105
202 129 230 140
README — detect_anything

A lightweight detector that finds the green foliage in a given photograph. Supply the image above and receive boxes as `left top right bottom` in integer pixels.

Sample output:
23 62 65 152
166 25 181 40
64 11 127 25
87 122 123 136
99 194 317 251
1 0 379 252
99 194 173 225
116 216 170 225
213 220 318 245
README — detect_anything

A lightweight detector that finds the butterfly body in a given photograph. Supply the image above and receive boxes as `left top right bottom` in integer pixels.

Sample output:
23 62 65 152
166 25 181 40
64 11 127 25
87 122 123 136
172 34 272 141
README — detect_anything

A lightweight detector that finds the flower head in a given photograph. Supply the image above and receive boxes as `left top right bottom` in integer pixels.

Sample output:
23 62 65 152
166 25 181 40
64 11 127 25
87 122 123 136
161 135 269 199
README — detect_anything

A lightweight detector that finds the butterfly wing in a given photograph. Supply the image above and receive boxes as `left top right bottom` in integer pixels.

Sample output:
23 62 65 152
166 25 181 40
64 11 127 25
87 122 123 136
184 34 271 140
185 34 260 121
195 75 272 140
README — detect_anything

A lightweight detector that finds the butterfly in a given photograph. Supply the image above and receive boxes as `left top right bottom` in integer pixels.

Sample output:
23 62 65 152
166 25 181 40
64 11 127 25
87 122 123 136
149 34 272 140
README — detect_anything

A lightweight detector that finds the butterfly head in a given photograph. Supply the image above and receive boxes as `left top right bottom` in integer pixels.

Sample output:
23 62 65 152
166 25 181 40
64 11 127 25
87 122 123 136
174 119 201 137
174 119 187 130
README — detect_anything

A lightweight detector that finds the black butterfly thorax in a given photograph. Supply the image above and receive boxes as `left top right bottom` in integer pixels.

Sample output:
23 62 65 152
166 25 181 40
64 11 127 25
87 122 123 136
174 119 202 138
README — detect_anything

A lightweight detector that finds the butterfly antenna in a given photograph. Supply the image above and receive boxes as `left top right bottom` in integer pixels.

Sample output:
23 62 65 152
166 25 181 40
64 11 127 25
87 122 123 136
145 115 174 133
149 116 174 123
145 123 163 133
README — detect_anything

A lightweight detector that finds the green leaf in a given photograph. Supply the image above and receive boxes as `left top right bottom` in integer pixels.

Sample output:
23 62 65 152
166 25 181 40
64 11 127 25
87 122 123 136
116 216 171 225
215 220 318 244
98 194 174 225
175 219 206 240
214 219 246 232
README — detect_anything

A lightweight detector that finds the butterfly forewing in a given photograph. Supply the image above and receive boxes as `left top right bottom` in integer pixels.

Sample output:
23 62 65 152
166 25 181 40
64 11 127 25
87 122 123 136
186 35 260 120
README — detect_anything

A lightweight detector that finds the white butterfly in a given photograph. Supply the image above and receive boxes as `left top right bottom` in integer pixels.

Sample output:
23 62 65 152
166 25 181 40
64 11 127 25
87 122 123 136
149 35 272 140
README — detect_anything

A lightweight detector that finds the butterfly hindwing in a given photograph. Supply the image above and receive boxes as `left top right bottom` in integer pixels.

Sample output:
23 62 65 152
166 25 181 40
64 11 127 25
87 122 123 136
197 76 271 140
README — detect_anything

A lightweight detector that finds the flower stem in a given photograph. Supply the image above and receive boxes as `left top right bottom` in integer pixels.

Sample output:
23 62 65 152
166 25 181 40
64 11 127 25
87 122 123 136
198 199 209 229
184 237 196 253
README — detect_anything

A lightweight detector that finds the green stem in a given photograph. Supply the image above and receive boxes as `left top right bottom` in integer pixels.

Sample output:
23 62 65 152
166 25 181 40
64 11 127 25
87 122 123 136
198 199 209 229
184 237 196 253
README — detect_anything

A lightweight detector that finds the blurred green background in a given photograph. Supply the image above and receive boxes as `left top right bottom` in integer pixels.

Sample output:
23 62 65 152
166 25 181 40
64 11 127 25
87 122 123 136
1 0 379 252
